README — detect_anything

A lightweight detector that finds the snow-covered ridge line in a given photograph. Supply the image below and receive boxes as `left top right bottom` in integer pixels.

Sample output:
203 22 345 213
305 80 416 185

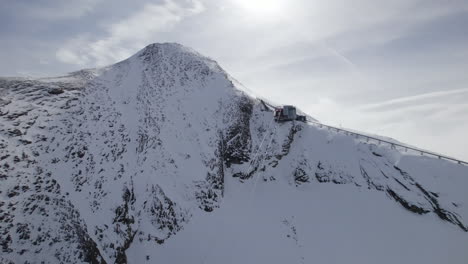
260 99 467 166
307 120 468 166
1 42 467 264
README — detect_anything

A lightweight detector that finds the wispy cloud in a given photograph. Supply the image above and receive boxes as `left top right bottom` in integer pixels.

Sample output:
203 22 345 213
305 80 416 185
15 0 101 20
360 88 468 112
302 90 468 160
56 0 204 66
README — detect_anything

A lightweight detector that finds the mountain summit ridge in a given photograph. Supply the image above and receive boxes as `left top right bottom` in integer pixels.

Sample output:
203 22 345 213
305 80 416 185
0 43 467 264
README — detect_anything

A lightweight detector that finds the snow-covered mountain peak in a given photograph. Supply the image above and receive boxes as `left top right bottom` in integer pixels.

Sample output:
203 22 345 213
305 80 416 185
1 43 467 264
131 42 224 76
136 42 201 58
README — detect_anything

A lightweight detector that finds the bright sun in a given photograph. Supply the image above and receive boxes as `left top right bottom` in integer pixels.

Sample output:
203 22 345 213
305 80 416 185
232 0 286 19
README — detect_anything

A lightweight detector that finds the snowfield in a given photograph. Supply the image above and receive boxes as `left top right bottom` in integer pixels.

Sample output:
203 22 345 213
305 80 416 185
0 43 467 264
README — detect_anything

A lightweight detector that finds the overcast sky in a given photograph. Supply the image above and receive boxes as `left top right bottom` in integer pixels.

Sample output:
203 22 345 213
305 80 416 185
1 0 468 161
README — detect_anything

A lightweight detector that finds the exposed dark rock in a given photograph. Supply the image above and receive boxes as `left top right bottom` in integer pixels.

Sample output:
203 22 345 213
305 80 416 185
392 165 467 232
315 161 330 183
259 100 270 111
315 160 353 184
73 221 107 264
7 129 22 137
195 185 218 212
386 188 429 215
6 190 19 198
6 109 30 120
18 139 32 145
393 177 411 191
414 182 467 232
48 88 64 95
16 223 31 240
293 167 309 185
223 97 253 168
142 184 186 248
360 165 384 191
111 185 137 263
275 124 302 161
114 187 135 225
393 165 414 181
115 231 136 264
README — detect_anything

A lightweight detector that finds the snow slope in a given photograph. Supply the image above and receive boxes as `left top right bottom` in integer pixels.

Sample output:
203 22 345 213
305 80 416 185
0 43 467 264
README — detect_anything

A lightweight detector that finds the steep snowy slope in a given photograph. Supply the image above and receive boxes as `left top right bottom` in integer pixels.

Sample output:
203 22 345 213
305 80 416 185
1 43 467 264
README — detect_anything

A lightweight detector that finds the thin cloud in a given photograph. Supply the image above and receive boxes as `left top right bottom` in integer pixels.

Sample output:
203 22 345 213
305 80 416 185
16 0 101 20
56 0 205 67
360 88 468 112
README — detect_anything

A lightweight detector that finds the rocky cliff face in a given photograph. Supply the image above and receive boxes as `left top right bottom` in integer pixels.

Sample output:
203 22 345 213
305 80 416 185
1 43 467 264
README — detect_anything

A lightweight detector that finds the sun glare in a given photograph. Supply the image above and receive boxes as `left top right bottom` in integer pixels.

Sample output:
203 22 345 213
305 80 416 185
232 0 286 19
